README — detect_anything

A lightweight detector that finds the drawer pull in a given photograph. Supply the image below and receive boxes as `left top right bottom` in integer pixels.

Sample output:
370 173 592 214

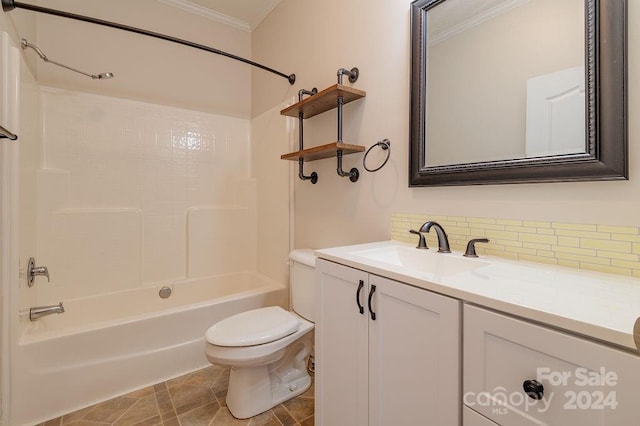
368 284 377 320
356 280 365 314
523 379 544 400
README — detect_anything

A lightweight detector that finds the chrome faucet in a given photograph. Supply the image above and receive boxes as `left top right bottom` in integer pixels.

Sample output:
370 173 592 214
419 221 451 253
29 302 64 321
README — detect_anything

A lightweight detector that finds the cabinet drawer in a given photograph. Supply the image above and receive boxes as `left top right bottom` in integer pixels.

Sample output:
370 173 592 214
464 305 640 426
464 406 499 426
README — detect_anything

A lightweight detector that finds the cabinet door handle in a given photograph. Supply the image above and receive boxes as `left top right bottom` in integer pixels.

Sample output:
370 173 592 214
523 379 544 400
368 284 377 320
356 280 365 314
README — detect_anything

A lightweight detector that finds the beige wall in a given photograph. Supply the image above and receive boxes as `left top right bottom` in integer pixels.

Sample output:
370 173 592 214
31 0 252 118
252 102 294 285
3 6 37 74
252 0 640 253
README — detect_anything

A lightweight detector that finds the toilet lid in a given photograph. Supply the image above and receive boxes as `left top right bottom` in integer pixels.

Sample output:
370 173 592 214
205 306 300 347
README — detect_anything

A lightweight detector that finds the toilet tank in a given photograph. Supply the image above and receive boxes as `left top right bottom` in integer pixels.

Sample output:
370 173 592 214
289 249 317 322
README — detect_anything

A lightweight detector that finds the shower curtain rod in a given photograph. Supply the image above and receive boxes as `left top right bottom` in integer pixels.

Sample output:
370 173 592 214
1 0 296 85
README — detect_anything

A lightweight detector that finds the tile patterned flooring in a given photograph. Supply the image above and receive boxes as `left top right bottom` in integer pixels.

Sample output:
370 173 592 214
40 364 314 426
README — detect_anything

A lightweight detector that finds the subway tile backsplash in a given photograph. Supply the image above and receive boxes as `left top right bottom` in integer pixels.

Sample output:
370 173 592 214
392 213 640 278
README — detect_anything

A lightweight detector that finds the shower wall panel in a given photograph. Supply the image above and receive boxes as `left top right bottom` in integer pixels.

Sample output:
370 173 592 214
187 180 257 278
37 88 254 302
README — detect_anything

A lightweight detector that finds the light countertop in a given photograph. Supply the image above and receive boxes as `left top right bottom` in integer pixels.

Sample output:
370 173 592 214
315 240 640 352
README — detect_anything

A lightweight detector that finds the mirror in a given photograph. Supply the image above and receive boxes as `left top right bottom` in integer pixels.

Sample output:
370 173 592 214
410 0 627 186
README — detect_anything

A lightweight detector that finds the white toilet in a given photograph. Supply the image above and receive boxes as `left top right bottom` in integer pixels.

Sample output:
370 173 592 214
204 249 316 419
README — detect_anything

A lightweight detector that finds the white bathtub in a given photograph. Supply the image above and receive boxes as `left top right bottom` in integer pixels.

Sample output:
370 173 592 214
11 272 288 426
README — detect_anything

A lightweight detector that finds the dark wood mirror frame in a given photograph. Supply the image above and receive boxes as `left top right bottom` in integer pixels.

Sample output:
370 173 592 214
409 0 628 186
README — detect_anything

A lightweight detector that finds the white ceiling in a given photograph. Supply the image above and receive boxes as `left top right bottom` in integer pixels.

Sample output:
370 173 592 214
161 0 283 31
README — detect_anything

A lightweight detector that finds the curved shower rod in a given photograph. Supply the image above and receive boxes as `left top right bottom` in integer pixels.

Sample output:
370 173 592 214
1 0 296 85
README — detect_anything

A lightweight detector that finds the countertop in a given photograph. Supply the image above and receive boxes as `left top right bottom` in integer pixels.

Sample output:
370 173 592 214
315 240 640 352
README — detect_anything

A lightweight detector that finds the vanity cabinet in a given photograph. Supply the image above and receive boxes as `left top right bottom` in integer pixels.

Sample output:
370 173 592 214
315 241 640 426
315 259 461 426
463 305 640 426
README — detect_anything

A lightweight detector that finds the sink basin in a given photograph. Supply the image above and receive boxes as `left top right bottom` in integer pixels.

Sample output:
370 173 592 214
350 245 488 276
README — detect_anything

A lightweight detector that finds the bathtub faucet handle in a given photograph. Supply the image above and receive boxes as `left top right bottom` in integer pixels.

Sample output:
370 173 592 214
32 266 49 281
27 257 50 287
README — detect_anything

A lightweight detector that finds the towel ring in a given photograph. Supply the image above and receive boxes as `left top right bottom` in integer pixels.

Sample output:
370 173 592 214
363 139 391 172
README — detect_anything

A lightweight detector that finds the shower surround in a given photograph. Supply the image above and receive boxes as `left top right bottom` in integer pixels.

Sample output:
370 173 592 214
36 88 257 302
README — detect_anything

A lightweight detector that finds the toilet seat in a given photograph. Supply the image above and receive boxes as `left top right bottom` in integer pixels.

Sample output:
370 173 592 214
205 314 313 368
205 306 300 347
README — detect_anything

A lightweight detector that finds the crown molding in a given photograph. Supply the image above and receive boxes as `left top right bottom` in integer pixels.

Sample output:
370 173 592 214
158 0 251 32
430 0 529 45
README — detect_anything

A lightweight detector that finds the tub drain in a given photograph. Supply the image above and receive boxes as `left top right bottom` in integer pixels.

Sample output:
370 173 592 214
159 286 172 299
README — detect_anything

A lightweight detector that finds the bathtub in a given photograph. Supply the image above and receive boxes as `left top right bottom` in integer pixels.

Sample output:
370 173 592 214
10 272 288 426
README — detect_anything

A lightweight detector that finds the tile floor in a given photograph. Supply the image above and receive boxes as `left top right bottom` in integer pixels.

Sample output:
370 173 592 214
40 364 314 426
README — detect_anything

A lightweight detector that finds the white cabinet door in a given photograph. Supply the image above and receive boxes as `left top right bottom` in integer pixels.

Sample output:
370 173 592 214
316 259 369 426
369 274 461 426
464 305 640 426
316 259 462 426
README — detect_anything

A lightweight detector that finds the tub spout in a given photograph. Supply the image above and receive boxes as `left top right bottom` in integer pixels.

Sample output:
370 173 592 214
30 302 64 321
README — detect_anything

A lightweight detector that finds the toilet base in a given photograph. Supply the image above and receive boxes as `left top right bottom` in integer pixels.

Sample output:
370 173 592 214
226 335 312 419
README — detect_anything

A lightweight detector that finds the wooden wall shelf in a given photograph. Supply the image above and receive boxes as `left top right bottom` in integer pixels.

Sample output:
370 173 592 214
280 70 365 183
280 84 366 119
281 142 365 162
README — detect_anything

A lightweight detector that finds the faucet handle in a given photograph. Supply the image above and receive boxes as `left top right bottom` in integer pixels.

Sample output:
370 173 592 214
464 238 490 257
33 266 50 282
27 257 50 287
409 229 428 249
